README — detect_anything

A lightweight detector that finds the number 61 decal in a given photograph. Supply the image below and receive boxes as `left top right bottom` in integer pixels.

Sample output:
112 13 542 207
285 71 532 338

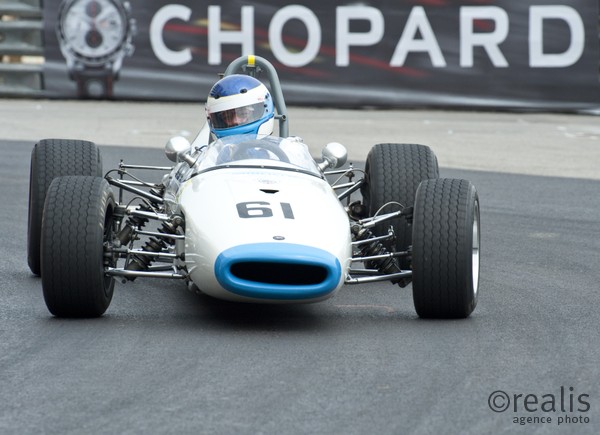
236 201 294 219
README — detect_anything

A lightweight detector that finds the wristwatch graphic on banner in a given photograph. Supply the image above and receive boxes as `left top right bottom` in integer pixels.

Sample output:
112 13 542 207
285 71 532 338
57 0 136 98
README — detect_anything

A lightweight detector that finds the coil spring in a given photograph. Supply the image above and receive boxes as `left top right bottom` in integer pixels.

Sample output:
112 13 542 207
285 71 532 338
115 206 149 246
353 226 400 276
126 220 178 273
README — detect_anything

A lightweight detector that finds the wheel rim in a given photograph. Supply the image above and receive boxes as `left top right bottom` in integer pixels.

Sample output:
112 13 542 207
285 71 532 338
103 206 116 295
472 200 480 296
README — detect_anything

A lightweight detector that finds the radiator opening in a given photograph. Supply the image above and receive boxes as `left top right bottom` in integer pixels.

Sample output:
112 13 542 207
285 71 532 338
230 262 328 285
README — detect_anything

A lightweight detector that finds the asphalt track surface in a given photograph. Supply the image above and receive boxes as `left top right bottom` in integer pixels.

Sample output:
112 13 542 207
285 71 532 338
1 107 599 434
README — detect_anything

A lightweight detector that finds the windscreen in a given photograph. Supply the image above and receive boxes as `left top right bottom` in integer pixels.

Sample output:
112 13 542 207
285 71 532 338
195 134 321 176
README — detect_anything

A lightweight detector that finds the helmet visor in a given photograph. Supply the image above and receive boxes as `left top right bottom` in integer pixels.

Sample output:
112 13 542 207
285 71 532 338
209 102 266 130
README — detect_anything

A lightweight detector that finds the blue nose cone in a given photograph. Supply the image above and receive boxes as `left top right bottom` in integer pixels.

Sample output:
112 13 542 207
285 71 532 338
215 243 342 300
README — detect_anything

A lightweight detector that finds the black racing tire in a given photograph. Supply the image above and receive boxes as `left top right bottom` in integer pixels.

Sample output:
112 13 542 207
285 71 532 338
411 178 480 319
41 176 116 318
27 139 103 276
361 143 439 269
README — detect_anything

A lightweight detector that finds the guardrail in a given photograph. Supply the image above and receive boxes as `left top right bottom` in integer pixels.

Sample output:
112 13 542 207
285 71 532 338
0 0 44 96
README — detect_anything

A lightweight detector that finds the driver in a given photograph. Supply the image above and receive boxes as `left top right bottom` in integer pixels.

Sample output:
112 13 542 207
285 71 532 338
206 74 274 139
205 74 277 163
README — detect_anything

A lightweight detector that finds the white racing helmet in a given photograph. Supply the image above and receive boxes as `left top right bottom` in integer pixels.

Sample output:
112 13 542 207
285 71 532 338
206 74 274 139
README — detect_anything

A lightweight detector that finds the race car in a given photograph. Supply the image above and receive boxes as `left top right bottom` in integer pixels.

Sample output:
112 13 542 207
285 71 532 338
27 55 480 319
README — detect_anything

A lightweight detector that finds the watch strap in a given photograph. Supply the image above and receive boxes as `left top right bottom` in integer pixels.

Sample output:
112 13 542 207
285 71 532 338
73 67 115 99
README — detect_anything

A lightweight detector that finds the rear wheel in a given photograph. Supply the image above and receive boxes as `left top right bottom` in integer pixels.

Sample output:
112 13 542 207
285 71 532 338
361 143 439 269
28 139 102 275
41 176 116 318
411 178 480 318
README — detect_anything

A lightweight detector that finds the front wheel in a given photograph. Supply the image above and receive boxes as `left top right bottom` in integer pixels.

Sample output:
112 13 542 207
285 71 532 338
41 176 116 318
411 178 480 319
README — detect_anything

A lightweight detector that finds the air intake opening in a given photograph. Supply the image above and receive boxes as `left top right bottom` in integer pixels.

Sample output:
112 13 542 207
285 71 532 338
230 262 328 285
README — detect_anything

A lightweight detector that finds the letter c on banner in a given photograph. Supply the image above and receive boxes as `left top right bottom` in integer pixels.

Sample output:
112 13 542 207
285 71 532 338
269 5 321 67
150 5 192 66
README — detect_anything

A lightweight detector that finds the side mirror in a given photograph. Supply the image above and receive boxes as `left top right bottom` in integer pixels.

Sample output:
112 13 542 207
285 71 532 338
165 136 194 165
319 142 348 171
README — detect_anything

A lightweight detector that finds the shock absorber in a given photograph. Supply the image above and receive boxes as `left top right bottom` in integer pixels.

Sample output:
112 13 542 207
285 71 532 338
352 225 401 277
115 211 148 247
125 220 179 274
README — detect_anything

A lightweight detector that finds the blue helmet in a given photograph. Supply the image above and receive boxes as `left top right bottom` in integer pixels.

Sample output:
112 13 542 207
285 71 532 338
206 75 274 139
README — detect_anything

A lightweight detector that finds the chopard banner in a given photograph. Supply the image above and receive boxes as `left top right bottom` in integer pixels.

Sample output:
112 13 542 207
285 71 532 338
43 0 599 111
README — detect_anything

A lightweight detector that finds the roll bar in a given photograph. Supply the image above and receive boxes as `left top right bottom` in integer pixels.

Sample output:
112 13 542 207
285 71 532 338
224 55 289 138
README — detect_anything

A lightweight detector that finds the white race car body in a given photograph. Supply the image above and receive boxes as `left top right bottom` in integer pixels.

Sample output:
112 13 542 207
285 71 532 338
169 135 352 303
33 55 480 319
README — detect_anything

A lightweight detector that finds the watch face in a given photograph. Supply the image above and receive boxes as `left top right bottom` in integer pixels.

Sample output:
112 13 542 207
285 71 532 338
58 0 129 63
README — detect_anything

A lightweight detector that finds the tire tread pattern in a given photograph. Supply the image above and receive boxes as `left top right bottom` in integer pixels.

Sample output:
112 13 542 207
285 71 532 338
412 178 478 318
28 139 102 275
41 176 114 317
362 143 439 267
